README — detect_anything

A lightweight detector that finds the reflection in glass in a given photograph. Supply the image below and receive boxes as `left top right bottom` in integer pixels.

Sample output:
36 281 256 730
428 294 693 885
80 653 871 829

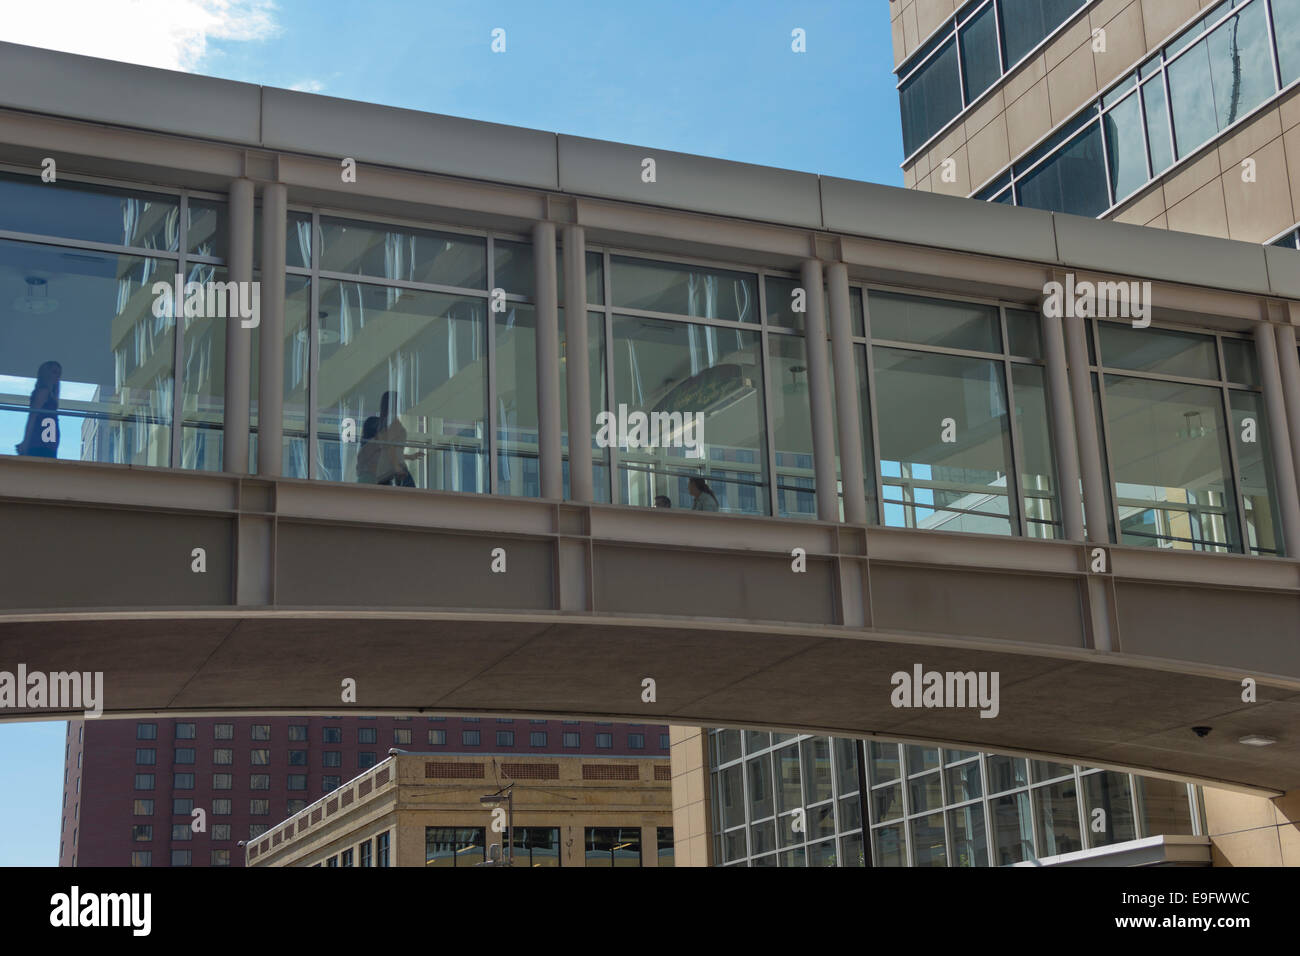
1104 91 1148 203
1012 364 1061 538
611 314 767 513
424 826 485 867
991 791 1034 864
986 755 1028 792
610 256 756 323
1142 77 1174 176
775 745 802 814
872 823 906 866
959 3 1001 102
872 784 903 823
585 826 642 866
1034 780 1083 856
801 738 833 804
1103 375 1239 552
875 347 1015 534
0 240 174 466
1231 390 1281 555
319 217 486 289
1135 777 1195 836
1098 323 1219 379
559 310 610 502
900 37 961 156
493 303 540 496
769 334 816 518
512 826 561 867
946 762 983 803
1082 771 1137 847
910 813 947 866
1017 121 1109 217
747 756 774 821
718 764 745 830
869 291 1000 353
0 172 179 251
1167 1 1273 158
316 281 487 492
948 804 989 866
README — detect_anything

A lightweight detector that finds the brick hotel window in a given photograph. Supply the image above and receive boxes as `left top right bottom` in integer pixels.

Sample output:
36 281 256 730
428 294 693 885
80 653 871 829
171 824 191 841
358 753 377 769
287 799 307 814
463 730 481 746
174 773 194 789
211 850 231 866
136 723 156 740
393 729 411 745
341 848 354 867
563 732 580 748
174 748 195 764
171 850 191 866
251 749 270 765
323 727 341 743
251 724 271 740
497 731 514 747
250 799 270 815
360 840 372 867
596 733 613 749
497 718 514 724
323 776 341 792
323 751 341 767
378 832 391 866
213 748 233 765
212 773 232 790
131 824 152 842
288 724 308 741
135 748 156 765
289 749 307 766
77 752 82 768
358 727 377 744
251 774 270 790
172 798 193 814
175 723 195 739
629 734 645 750
133 800 153 816
660 734 671 749
249 824 268 839
563 720 580 725
212 799 231 816
530 732 547 747
214 723 233 740
131 851 151 867
211 824 231 840
464 717 480 722
428 730 446 745
134 774 154 790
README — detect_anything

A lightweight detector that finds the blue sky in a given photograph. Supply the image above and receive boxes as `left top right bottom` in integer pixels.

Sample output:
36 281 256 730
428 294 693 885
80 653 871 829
0 0 903 867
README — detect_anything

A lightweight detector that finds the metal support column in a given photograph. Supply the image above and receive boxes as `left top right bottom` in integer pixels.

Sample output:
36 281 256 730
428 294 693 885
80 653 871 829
1039 307 1085 541
533 221 562 500
801 258 838 522
562 225 593 501
1062 314 1108 543
827 262 866 524
1255 316 1300 554
1274 320 1300 512
258 182 287 478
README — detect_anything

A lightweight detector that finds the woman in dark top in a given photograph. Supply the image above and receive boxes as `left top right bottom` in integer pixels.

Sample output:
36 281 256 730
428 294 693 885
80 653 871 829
16 360 61 458
688 476 719 512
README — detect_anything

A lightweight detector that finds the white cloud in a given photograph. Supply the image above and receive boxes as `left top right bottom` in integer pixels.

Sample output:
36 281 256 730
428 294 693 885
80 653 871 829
289 79 324 93
0 0 280 72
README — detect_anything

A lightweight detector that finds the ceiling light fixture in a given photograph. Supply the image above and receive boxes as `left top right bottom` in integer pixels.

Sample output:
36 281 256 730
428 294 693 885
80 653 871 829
1238 734 1276 747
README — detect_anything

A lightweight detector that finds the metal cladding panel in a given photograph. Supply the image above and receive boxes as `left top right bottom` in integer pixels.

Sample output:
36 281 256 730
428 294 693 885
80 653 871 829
261 88 559 190
1115 581 1300 678
275 522 554 609
0 41 262 145
590 542 836 624
870 564 1086 647
0 502 232 608
820 175 1059 262
558 134 824 228
1264 245 1300 299
1053 211 1273 295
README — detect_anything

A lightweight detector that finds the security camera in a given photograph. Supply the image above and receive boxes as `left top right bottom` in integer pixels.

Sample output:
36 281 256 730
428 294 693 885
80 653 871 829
1192 726 1212 738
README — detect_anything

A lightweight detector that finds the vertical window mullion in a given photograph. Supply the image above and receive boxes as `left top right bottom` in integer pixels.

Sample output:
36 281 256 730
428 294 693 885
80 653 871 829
1097 113 1116 211
860 292 886 525
308 210 320 480
1264 0 1284 92
486 235 498 495
603 250 618 504
172 194 187 469
757 273 779 518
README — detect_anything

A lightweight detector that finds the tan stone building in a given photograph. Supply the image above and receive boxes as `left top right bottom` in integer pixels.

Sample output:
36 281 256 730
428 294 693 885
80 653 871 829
247 753 673 867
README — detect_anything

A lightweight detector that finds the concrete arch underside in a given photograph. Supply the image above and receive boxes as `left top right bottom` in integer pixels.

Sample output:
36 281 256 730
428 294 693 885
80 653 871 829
1 609 1297 796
